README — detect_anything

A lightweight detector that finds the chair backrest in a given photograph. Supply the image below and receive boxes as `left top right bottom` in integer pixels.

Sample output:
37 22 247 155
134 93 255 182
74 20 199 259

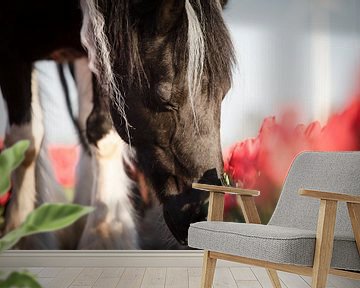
269 151 360 238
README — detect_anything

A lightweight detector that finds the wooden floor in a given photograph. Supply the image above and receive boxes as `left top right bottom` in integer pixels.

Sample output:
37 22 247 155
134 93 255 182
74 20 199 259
2 266 360 288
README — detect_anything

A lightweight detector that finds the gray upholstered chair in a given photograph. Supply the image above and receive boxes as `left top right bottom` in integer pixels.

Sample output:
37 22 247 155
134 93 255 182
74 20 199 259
188 151 360 288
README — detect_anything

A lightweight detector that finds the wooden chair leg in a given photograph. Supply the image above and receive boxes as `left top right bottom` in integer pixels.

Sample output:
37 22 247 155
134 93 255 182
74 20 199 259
266 269 282 288
312 200 337 288
201 251 217 288
347 203 360 254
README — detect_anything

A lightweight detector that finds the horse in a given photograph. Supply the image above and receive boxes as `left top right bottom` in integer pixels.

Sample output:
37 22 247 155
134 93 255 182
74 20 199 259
0 0 234 247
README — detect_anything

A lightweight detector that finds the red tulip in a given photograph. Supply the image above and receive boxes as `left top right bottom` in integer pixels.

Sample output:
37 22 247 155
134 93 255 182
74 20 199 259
0 139 11 207
0 191 10 206
224 138 260 189
224 194 237 214
48 145 80 188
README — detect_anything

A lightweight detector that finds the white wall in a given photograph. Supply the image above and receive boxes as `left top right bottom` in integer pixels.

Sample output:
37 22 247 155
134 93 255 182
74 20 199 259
221 0 360 148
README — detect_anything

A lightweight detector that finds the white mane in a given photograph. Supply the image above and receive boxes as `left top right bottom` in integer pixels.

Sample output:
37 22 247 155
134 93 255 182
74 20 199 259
185 0 205 129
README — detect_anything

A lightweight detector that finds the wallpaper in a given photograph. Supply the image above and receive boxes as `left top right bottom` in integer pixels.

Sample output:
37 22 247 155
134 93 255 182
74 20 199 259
0 0 360 250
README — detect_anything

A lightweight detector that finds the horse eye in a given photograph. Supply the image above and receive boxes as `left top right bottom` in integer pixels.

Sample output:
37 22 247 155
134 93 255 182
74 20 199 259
153 82 179 111
157 98 179 111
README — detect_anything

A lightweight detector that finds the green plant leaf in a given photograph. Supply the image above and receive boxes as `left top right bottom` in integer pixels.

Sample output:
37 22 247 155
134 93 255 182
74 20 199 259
0 140 30 196
0 203 94 251
0 271 41 288
23 203 94 234
0 225 25 252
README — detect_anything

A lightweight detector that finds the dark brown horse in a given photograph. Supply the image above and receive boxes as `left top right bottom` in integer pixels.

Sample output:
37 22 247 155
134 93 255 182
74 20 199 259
0 0 234 246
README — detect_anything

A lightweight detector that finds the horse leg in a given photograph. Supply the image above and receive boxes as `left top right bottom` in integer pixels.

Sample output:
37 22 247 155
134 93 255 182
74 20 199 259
74 58 94 210
67 58 95 248
76 74 138 249
0 60 45 247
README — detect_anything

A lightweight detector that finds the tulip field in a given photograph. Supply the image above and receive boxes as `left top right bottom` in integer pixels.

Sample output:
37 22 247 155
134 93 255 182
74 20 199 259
224 96 360 223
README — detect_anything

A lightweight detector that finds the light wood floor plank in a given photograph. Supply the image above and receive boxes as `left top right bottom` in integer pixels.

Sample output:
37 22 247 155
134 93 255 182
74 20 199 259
14 265 360 288
236 280 262 288
301 275 335 287
116 268 146 288
328 275 360 288
46 267 83 288
38 267 64 278
100 267 125 278
278 271 310 288
165 268 188 288
251 267 288 288
141 268 166 288
36 277 53 286
71 267 102 286
230 267 257 281
25 267 44 275
93 277 120 288
213 267 237 288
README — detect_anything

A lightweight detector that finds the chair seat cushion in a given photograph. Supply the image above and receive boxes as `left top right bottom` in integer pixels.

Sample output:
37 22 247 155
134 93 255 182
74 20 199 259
188 221 360 271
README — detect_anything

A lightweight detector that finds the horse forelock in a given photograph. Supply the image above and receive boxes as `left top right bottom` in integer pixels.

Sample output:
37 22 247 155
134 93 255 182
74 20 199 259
185 0 205 128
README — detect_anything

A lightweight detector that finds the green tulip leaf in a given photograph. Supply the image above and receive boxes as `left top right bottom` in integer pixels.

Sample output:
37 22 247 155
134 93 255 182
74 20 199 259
0 203 94 251
0 271 41 288
0 140 30 196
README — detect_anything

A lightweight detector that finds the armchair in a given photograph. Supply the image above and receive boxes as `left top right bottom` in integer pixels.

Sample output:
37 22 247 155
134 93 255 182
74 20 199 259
189 152 360 288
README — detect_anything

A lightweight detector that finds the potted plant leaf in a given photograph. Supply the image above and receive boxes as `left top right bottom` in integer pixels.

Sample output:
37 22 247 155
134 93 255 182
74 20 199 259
0 140 94 288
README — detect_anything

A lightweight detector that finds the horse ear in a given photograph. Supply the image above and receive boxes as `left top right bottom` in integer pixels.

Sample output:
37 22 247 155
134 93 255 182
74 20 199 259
157 0 185 34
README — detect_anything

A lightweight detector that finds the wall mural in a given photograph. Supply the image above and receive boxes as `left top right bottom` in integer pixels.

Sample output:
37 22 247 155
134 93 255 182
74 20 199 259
1 0 360 250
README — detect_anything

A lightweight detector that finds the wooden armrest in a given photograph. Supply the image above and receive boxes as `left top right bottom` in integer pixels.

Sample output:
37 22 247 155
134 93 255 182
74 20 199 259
192 183 260 196
300 189 360 264
299 189 360 204
198 182 262 223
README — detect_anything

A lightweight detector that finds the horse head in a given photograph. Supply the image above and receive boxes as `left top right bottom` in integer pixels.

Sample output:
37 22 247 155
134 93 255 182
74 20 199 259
81 0 234 244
